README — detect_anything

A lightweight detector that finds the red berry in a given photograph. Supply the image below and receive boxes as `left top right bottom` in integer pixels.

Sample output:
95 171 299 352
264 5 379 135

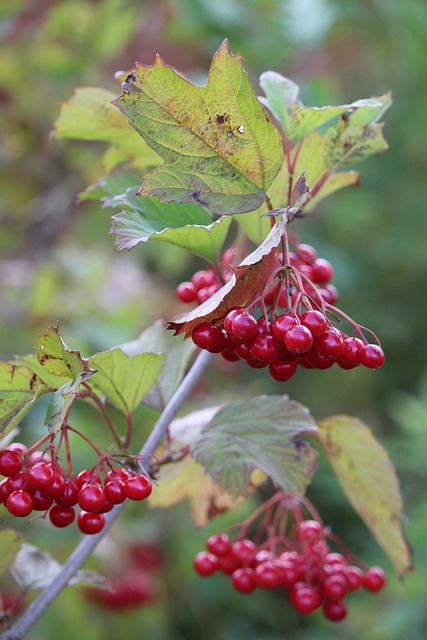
297 243 318 265
0 450 23 477
272 314 298 342
291 585 322 614
322 574 348 601
105 467 131 484
104 480 127 504
125 475 152 501
49 505 75 528
31 490 54 511
221 349 240 362
192 322 220 350
223 308 244 334
341 337 364 364
75 469 94 489
254 561 280 589
300 310 328 336
6 472 32 494
297 519 324 542
315 329 345 359
217 551 240 575
319 283 339 304
231 568 256 594
322 598 347 622
197 285 217 303
0 479 10 504
191 270 215 290
56 480 79 507
362 566 387 592
27 462 54 490
230 312 258 341
43 471 66 499
268 359 297 382
232 539 256 565
206 533 232 558
361 344 385 369
176 281 197 303
193 551 218 576
250 335 279 363
77 511 105 535
6 490 33 517
324 552 346 565
312 258 334 284
78 482 106 512
284 325 314 354
346 565 363 591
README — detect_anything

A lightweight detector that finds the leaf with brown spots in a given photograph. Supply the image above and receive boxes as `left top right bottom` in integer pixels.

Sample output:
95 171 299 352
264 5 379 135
35 325 94 382
317 415 413 577
0 363 47 441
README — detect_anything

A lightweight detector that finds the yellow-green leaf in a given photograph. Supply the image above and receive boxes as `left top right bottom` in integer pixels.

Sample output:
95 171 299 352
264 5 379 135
0 363 47 440
317 415 412 577
113 40 284 215
0 530 24 577
35 325 93 382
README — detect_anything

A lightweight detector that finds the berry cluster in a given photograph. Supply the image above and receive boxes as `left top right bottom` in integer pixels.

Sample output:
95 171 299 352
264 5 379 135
191 306 384 382
0 445 152 535
193 496 386 622
176 247 237 305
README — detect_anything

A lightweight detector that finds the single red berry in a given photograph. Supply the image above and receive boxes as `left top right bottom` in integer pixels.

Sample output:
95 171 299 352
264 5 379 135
104 480 127 504
362 566 387 592
341 336 364 364
322 598 347 622
284 325 314 354
31 490 54 511
297 519 324 542
315 329 345 359
268 359 297 382
6 490 33 517
232 539 256 565
230 312 258 341
193 551 218 576
312 258 334 284
49 505 75 528
361 344 385 369
324 552 346 565
8 442 27 454
6 472 32 494
223 308 244 334
297 243 318 265
300 310 328 336
176 281 197 303
250 335 279 363
221 349 240 362
346 565 363 591
206 533 232 558
319 283 339 304
272 314 298 342
207 329 230 354
0 479 10 504
322 574 348 601
217 551 240 575
77 510 105 535
75 469 94 489
43 471 66 499
0 449 23 477
125 475 152 501
192 322 220 350
56 480 79 507
231 568 256 594
254 561 280 589
233 341 252 359
105 467 131 483
191 269 215 290
27 462 54 490
291 585 322 615
78 482 106 512
246 358 268 369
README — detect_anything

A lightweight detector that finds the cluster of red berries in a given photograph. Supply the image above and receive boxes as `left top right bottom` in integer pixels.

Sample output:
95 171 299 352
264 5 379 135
193 522 386 622
0 445 152 535
176 247 236 305
191 307 385 381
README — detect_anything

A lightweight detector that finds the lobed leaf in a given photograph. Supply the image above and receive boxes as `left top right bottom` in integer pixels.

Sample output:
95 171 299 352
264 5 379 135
113 40 284 215
35 325 94 383
89 348 164 416
0 363 47 441
191 395 318 498
317 415 413 577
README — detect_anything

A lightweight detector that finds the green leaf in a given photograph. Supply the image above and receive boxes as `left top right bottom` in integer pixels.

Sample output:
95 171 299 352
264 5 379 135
317 415 412 577
259 72 303 137
191 395 318 498
13 354 71 389
0 530 24 577
83 173 232 260
44 380 78 434
89 348 164 416
113 40 284 215
53 87 160 171
0 363 47 440
120 321 195 411
35 325 94 383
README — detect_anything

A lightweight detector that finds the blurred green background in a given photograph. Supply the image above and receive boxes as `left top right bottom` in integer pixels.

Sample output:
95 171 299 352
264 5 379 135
1 0 426 638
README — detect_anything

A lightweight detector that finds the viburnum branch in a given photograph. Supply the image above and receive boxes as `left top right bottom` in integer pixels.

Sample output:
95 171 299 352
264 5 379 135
0 349 212 640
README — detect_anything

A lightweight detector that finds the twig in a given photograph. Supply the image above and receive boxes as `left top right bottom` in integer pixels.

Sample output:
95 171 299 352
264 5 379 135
0 349 212 640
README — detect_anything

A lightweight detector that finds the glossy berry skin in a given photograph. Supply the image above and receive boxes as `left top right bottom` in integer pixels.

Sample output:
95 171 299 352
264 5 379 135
78 482 106 513
206 533 232 558
176 281 197 303
49 505 75 528
250 335 279 363
56 480 79 507
193 551 218 576
322 598 347 622
297 519 323 541
316 329 345 359
104 480 127 504
31 490 54 511
362 566 387 592
300 310 328 336
361 344 385 369
312 258 334 284
272 314 298 342
43 472 66 499
231 568 256 594
322 575 348 601
284 325 313 354
0 450 23 477
232 539 256 564
254 562 280 589
191 322 219 350
290 585 322 614
230 312 258 341
268 360 297 382
6 490 33 517
125 475 152 500
77 511 105 535
27 462 54 490
297 244 317 265
341 337 364 364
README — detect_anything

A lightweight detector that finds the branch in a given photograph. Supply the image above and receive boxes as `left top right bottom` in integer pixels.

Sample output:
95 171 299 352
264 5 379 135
1 349 212 640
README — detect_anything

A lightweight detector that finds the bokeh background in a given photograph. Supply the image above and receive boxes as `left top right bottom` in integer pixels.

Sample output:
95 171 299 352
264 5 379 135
1 0 426 638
